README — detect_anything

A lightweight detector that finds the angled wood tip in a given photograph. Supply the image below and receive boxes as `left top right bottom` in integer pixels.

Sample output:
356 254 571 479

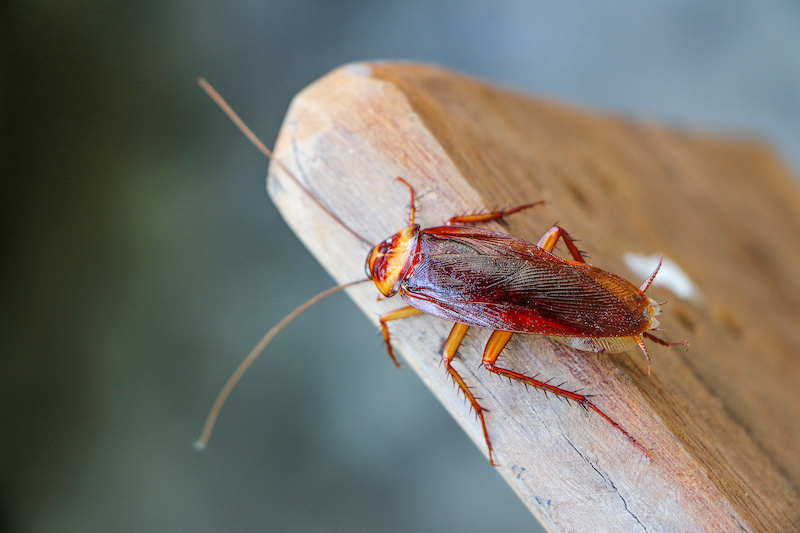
257 62 800 530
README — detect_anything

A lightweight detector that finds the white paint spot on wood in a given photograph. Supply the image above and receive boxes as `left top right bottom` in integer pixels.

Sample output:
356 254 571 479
624 253 700 302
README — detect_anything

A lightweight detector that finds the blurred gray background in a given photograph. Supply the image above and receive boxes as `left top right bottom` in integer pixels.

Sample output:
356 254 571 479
3 1 799 532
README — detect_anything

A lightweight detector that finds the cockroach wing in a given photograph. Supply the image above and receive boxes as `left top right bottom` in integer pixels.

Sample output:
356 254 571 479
400 226 651 337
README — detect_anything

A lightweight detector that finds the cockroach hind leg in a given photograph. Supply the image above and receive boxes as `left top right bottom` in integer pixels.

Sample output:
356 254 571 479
480 321 650 453
484 361 651 455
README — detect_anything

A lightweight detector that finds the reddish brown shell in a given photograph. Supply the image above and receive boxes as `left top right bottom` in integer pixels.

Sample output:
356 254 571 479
399 226 652 337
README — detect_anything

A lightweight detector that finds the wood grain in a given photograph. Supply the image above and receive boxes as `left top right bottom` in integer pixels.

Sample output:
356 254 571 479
267 62 800 532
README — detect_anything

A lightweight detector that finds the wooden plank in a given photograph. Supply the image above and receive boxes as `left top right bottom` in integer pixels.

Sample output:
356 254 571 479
266 62 800 532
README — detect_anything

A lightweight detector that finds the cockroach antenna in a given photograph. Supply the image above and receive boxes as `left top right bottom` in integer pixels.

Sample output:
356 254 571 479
196 77 371 247
195 78 372 449
196 278 369 450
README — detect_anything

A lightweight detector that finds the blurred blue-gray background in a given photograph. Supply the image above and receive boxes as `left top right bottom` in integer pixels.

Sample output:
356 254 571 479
3 2 799 532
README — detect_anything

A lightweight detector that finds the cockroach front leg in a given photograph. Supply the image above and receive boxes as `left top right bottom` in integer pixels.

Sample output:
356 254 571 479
482 330 651 455
445 201 545 226
643 331 690 349
442 322 498 465
378 305 424 367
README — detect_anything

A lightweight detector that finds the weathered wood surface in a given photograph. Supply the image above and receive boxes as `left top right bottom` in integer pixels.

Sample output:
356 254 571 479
267 62 800 532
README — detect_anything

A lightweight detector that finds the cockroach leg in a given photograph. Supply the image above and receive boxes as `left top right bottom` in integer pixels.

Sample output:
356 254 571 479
378 305 424 367
442 323 498 465
482 330 650 455
536 226 586 263
634 335 653 376
643 332 689 350
445 201 545 226
394 177 417 225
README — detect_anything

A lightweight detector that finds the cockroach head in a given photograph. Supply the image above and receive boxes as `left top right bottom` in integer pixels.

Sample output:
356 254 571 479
645 297 662 329
365 225 420 297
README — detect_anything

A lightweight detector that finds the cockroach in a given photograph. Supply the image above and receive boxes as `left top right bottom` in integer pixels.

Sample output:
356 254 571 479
195 78 687 465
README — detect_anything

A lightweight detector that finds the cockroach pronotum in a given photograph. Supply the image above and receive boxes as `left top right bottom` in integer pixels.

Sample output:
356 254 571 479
195 78 688 465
